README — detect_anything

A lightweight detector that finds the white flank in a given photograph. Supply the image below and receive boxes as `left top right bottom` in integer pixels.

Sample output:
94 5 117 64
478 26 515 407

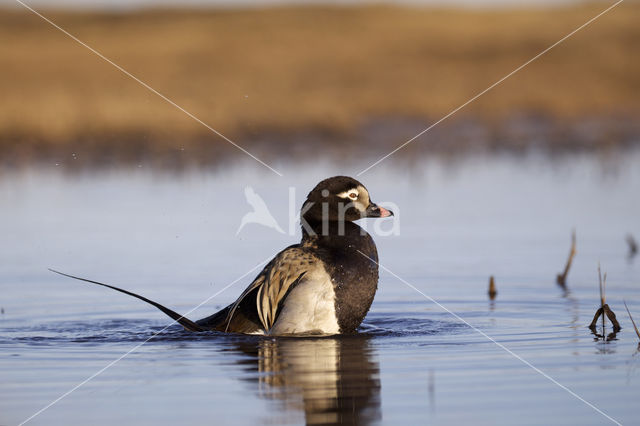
270 268 340 335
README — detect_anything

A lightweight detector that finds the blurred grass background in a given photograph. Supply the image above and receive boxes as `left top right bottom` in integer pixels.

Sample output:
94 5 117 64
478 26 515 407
1 3 638 163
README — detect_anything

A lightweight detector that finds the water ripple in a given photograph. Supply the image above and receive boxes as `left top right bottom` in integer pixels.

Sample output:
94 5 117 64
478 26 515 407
0 315 464 346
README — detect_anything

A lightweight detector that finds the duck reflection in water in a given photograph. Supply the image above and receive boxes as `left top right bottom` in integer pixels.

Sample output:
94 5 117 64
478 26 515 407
231 336 381 425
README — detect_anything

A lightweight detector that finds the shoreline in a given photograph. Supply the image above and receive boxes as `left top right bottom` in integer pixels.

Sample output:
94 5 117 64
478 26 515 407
2 4 638 164
3 112 638 169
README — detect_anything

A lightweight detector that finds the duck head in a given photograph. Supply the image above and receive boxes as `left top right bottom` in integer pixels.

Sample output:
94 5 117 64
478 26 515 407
301 176 393 226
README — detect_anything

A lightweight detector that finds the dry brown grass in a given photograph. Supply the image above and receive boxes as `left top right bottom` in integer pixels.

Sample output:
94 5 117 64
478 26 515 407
1 3 639 156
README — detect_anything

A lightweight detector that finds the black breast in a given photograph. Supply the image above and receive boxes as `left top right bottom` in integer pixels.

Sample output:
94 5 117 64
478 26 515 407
304 221 379 333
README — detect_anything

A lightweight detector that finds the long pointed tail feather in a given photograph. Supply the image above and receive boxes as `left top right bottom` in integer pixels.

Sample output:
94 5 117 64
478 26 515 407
49 269 204 332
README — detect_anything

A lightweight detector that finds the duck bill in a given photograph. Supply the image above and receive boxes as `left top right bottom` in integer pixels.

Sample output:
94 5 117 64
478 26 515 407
365 203 394 218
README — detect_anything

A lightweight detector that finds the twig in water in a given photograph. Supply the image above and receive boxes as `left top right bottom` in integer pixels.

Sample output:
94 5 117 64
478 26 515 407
626 234 638 257
623 300 640 340
556 230 576 287
488 276 497 300
599 264 606 321
589 265 621 334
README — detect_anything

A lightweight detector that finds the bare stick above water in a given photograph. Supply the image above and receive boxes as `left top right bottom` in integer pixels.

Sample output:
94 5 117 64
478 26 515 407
599 264 606 310
627 234 638 257
556 230 576 287
623 301 640 340
488 276 497 300
588 265 621 333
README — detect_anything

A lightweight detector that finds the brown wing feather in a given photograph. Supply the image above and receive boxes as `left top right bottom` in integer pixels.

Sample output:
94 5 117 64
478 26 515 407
227 246 318 332
224 273 265 332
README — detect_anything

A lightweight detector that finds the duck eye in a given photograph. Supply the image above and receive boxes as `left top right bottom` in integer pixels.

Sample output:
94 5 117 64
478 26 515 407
348 192 358 199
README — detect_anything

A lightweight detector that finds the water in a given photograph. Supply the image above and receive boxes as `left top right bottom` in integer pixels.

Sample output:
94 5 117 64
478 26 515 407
1 151 640 425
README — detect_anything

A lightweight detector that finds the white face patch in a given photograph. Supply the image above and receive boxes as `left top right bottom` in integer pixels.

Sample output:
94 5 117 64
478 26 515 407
337 188 359 200
336 185 370 213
